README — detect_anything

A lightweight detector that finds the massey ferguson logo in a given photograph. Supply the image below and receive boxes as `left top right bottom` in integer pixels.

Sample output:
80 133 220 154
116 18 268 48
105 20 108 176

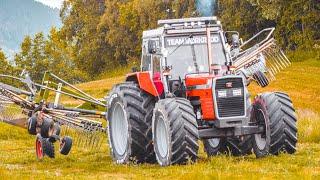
226 82 233 88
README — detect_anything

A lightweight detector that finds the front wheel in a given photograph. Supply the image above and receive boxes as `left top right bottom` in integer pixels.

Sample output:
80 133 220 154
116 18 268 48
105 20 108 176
252 92 298 157
107 82 156 164
152 98 199 166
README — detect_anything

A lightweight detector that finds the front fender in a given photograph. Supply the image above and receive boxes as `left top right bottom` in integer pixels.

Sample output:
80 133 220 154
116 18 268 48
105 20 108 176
126 72 159 97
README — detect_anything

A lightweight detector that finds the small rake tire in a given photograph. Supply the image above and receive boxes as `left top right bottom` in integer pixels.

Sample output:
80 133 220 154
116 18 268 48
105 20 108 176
107 82 156 164
36 135 55 159
152 98 199 166
252 92 297 157
28 116 37 135
54 123 61 136
43 138 55 158
60 136 72 155
40 118 54 138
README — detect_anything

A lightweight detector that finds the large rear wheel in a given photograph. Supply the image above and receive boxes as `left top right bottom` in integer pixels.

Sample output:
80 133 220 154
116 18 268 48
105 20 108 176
107 82 156 164
152 98 199 166
252 92 298 157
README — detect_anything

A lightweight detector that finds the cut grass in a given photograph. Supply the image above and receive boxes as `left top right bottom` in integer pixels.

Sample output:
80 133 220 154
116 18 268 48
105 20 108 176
0 59 320 179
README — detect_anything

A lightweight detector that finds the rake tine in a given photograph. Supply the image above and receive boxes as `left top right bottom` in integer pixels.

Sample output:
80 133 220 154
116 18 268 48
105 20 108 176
265 61 275 81
264 53 278 75
265 50 281 73
271 48 288 68
280 49 291 65
277 49 291 67
266 49 284 70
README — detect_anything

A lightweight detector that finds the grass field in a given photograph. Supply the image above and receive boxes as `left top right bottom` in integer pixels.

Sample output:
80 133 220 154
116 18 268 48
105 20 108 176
0 59 320 179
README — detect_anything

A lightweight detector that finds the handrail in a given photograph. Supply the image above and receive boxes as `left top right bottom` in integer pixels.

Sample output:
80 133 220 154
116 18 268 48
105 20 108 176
240 27 275 49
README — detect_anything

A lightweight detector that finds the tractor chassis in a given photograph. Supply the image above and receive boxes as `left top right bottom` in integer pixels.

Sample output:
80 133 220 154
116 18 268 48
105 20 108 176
199 125 264 139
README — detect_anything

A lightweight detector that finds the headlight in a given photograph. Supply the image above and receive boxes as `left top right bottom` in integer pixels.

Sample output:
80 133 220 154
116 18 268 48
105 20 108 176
218 90 227 98
232 89 242 96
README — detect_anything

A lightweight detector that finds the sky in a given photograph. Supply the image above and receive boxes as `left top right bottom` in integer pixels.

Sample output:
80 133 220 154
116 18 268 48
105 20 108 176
34 0 64 9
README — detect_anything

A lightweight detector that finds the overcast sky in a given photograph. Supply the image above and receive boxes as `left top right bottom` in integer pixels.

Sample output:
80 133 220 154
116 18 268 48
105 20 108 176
34 0 64 9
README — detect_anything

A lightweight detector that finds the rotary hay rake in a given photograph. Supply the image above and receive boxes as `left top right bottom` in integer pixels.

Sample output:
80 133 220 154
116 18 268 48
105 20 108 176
0 71 107 159
232 28 291 87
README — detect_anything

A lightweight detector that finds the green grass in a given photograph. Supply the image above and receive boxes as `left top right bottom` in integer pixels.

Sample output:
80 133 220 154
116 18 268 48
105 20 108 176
1 59 320 179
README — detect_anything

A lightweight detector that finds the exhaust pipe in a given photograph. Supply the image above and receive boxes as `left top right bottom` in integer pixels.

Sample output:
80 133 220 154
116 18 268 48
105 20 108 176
206 25 213 73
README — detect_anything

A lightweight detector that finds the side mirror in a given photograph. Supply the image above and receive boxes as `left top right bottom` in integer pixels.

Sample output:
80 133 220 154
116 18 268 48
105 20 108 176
148 40 157 54
231 34 240 47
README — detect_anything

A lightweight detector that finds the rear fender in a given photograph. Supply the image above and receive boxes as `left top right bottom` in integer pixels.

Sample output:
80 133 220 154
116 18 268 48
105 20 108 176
126 72 160 97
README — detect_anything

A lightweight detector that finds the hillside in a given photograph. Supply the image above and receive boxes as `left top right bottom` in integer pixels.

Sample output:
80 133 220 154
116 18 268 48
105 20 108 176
0 0 61 58
0 59 319 179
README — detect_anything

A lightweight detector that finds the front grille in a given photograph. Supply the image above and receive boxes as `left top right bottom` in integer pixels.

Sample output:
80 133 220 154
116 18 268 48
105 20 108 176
215 78 245 118
216 78 243 89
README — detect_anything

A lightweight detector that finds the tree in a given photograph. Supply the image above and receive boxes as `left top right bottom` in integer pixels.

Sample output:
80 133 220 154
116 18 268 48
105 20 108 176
60 0 109 78
45 27 88 82
99 0 197 66
0 48 16 84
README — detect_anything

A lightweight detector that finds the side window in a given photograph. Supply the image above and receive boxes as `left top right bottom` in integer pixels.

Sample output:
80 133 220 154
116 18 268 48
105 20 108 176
141 38 161 72
141 42 151 71
152 55 161 73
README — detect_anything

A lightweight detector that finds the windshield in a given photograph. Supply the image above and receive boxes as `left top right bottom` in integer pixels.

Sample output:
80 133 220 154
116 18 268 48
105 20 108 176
165 34 226 80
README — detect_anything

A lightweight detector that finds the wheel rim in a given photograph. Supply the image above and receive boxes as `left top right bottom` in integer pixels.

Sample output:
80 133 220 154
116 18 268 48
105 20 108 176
36 138 43 159
60 138 65 151
254 109 267 150
111 102 128 156
28 118 32 131
155 116 169 158
208 138 220 148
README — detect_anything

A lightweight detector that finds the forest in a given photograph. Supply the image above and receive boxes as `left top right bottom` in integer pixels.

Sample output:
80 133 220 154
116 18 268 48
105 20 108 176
0 0 319 83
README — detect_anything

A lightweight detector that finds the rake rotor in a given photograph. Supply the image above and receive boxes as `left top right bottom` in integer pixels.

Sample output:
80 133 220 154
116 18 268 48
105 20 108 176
0 72 107 154
232 28 291 86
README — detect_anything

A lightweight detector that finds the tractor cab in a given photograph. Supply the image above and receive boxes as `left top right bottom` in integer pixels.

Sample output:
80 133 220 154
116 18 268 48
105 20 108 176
140 17 240 96
140 17 246 124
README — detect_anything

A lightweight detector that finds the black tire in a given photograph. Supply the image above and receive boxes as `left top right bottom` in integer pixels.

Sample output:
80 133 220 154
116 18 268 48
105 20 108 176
40 118 54 138
43 138 55 158
252 92 297 157
54 123 61 136
224 89 253 156
28 116 37 135
225 136 253 156
36 135 55 158
107 82 156 164
253 71 269 87
152 98 199 166
60 136 72 155
203 138 227 156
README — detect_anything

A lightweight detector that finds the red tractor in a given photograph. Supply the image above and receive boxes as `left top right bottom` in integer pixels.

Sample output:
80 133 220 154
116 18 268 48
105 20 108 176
106 17 297 166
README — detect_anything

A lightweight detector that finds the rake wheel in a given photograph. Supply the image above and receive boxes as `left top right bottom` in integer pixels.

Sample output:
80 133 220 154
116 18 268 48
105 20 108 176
40 118 54 138
28 116 37 135
60 136 72 155
36 135 55 159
